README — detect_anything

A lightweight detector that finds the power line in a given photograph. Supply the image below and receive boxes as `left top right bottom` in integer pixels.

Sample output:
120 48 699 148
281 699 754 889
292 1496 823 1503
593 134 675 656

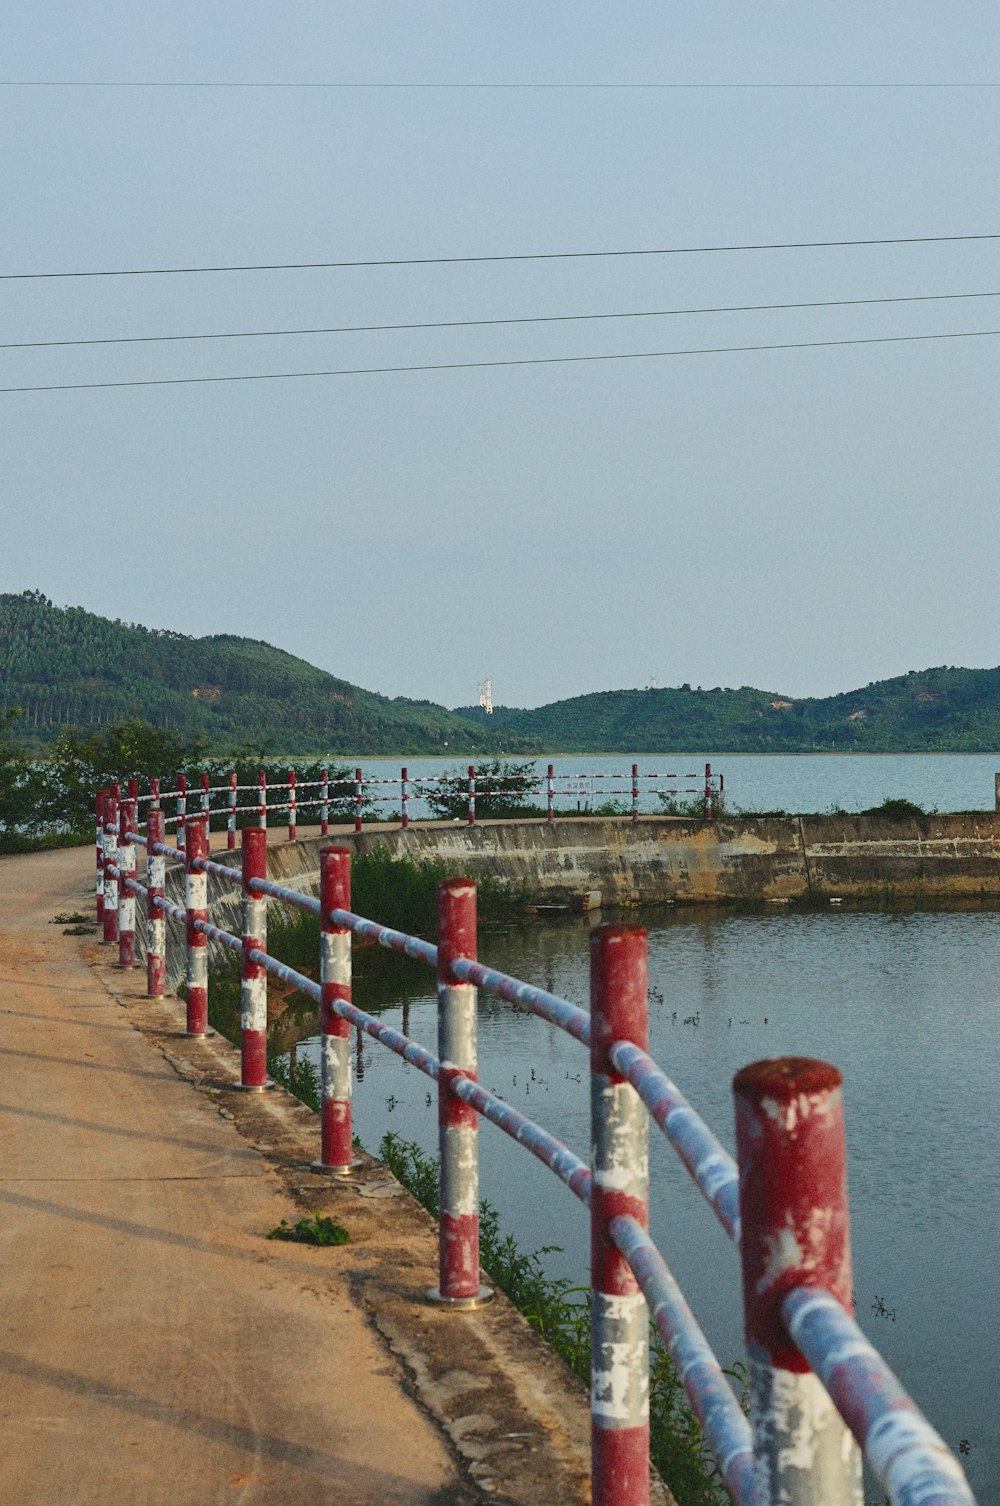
2 233 998 283
3 288 999 352
3 326 997 395
3 80 1000 90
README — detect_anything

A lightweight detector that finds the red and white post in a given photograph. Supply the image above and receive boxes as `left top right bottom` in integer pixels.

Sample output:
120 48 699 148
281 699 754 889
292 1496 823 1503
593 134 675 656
201 770 211 834
590 926 650 1506
547 763 555 824
354 767 363 833
733 1058 862 1506
258 769 267 829
184 818 210 1036
227 770 237 849
287 768 297 842
467 765 476 827
145 808 167 998
431 878 492 1307
95 788 107 922
102 791 119 946
127 776 139 805
401 766 409 830
704 762 713 821
314 846 355 1172
631 763 639 824
176 773 187 850
117 800 138 969
239 828 269 1089
150 775 161 809
320 767 329 837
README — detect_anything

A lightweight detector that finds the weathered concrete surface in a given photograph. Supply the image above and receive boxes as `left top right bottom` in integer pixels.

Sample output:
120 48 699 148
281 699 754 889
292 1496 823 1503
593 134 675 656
163 815 1000 967
0 845 622 1506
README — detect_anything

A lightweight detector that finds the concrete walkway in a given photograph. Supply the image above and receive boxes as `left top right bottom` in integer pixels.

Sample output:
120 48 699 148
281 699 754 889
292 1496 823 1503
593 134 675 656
0 846 478 1505
0 843 606 1506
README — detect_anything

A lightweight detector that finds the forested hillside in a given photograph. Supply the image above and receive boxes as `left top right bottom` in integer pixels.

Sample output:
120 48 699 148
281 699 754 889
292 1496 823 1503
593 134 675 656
6 590 1000 754
0 591 523 755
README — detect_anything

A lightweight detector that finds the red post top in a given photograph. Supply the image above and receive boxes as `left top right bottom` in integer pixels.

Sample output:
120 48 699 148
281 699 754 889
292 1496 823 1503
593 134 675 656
147 807 165 846
201 771 209 793
733 1057 853 1371
178 774 187 793
589 926 648 1073
288 768 296 787
119 800 136 842
242 825 267 884
320 846 351 925
437 878 477 982
185 817 209 869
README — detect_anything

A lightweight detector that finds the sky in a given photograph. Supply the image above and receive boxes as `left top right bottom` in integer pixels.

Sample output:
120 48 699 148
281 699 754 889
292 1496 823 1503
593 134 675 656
2 3 999 709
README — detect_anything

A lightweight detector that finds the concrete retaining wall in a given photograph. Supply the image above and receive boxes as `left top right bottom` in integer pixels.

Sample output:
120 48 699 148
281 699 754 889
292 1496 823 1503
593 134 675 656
157 812 1000 982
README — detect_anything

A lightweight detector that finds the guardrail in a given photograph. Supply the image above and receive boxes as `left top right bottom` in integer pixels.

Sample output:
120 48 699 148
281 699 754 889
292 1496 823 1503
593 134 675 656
93 760 723 914
94 796 976 1506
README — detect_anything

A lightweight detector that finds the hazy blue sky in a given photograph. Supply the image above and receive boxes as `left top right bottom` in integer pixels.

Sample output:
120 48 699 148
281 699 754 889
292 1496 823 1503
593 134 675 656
3 4 998 708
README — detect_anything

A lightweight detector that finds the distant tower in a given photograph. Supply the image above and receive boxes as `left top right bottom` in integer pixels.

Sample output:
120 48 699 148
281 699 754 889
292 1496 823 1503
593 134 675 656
478 678 494 715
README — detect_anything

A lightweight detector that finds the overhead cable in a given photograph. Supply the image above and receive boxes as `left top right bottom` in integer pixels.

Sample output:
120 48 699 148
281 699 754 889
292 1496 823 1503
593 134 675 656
2 233 999 282
2 326 998 395
3 288 999 352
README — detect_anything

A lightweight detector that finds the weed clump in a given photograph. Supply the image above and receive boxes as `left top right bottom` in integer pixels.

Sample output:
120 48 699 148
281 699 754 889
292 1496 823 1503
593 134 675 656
267 1213 348 1246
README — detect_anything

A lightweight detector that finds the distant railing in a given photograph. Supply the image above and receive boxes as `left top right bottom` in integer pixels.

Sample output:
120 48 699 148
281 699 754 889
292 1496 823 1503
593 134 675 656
93 793 976 1506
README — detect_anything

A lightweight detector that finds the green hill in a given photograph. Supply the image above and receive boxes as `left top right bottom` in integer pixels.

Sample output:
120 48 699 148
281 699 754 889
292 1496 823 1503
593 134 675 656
455 669 1000 753
0 591 526 756
5 590 1000 754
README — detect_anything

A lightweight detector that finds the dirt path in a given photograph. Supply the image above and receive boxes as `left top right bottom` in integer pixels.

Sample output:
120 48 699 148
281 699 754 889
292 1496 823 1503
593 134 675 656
0 846 472 1505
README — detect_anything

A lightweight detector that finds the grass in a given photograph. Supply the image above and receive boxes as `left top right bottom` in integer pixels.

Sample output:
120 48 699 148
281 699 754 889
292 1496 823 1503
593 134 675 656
379 1132 746 1506
267 1212 348 1245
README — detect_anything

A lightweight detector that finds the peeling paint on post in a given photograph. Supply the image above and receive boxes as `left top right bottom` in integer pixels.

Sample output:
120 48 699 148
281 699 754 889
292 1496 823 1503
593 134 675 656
184 819 210 1037
547 763 555 824
239 827 269 1087
176 773 187 850
431 878 492 1307
145 809 167 998
631 764 639 824
401 766 409 830
354 767 363 834
258 769 267 829
227 770 237 849
733 1057 863 1506
468 765 476 827
287 768 297 842
95 789 107 922
314 847 355 1171
320 767 329 837
590 926 650 1506
200 770 211 835
102 791 119 946
117 801 137 968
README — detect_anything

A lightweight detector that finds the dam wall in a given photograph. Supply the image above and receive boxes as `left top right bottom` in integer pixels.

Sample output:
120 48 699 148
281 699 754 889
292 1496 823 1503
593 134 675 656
158 812 1000 982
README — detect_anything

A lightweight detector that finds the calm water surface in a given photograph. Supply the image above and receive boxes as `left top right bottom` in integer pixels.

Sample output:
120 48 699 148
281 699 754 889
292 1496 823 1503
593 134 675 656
292 904 998 1500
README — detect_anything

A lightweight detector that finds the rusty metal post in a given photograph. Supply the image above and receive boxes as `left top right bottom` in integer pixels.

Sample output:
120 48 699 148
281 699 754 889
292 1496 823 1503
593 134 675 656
239 827 269 1088
430 878 492 1307
184 818 210 1037
287 768 297 842
590 926 650 1506
150 775 160 809
313 847 356 1172
733 1058 863 1506
145 808 167 997
117 800 138 968
102 790 119 946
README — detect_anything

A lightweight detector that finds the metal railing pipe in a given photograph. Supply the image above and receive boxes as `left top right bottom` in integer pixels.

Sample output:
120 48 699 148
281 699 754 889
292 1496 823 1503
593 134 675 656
239 827 269 1088
145 808 167 997
184 819 210 1037
590 925 650 1506
432 878 492 1307
733 1057 862 1506
315 847 355 1172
